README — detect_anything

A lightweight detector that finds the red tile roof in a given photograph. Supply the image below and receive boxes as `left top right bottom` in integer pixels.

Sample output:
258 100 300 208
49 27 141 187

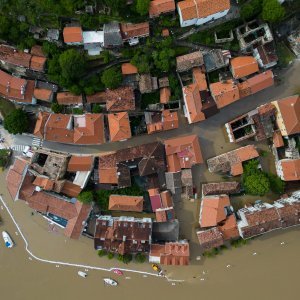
176 51 204 72
278 159 300 181
275 95 300 136
107 112 132 142
149 0 175 18
160 190 173 208
246 70 274 94
67 156 94 172
33 177 55 191
273 130 284 148
108 195 144 212
56 92 83 105
192 67 208 91
63 27 83 43
218 214 239 240
34 112 50 139
30 45 45 57
86 92 106 104
200 195 230 227
178 0 230 21
33 88 52 102
155 207 175 222
61 180 82 197
164 134 203 172
210 79 240 109
121 63 138 75
197 227 224 250
105 86 135 111
160 87 171 103
230 56 259 79
30 55 47 72
120 22 150 40
182 83 206 124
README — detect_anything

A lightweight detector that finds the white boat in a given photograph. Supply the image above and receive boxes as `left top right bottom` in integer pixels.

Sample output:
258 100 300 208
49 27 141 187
78 271 87 278
2 231 14 248
103 278 118 286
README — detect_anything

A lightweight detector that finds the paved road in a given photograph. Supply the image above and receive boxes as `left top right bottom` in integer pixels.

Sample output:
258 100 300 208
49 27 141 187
13 61 300 160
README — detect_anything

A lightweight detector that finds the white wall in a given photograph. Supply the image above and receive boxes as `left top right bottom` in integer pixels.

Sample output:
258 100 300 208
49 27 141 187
196 10 229 26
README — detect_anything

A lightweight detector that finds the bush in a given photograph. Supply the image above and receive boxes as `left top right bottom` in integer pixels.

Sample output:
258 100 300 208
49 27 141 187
231 239 248 248
268 174 285 195
107 252 114 260
92 104 102 113
0 149 11 168
98 249 107 257
51 103 63 113
4 109 29 134
118 254 132 264
244 173 270 196
77 191 94 204
101 67 122 89
135 253 146 263
72 107 84 115
262 0 285 23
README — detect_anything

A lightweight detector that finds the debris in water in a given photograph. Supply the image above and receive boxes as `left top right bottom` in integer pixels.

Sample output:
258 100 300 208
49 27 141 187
226 264 231 268
200 278 205 281
253 252 257 256
196 256 201 261
56 265 60 268
280 242 285 245
171 283 176 286
143 275 148 278
202 271 206 275
28 257 32 260
125 276 131 280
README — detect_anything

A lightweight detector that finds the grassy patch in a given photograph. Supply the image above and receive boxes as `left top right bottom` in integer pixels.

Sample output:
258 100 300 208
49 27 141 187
0 98 16 118
277 42 295 67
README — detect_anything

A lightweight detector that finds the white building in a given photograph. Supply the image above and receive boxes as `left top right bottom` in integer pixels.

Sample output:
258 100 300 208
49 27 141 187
177 0 230 28
82 31 104 56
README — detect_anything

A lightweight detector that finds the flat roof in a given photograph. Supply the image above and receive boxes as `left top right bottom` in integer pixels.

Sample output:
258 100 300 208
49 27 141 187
83 31 104 44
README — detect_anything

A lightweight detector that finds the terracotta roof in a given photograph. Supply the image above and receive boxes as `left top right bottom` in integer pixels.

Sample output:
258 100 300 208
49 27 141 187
33 88 52 101
162 110 179 131
197 227 224 250
0 44 31 68
202 182 241 196
63 27 83 43
0 69 34 103
246 70 274 94
108 195 144 212
164 134 203 172
162 29 170 37
86 92 106 104
273 130 284 148
107 112 132 142
56 92 83 105
237 81 251 98
218 214 239 240
160 87 171 103
176 51 204 72
61 180 82 197
182 83 205 124
192 67 208 91
67 156 94 172
178 0 230 21
276 95 300 135
30 55 46 72
155 207 175 222
30 45 45 57
200 195 230 227
230 56 259 79
34 112 50 139
149 0 175 17
105 86 135 111
160 190 173 208
6 157 29 200
278 159 300 181
210 80 240 109
33 176 55 191
121 63 138 75
151 242 189 265
120 22 150 40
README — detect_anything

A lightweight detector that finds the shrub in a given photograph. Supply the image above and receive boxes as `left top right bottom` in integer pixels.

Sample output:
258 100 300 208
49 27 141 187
4 109 29 134
135 253 146 263
77 191 94 204
107 252 114 260
92 104 102 113
268 173 285 195
118 254 132 264
98 250 107 257
51 103 63 113
243 173 270 196
101 67 122 89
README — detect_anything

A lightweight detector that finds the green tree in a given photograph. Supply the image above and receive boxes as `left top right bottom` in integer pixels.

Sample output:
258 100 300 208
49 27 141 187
107 252 114 259
136 0 150 16
0 149 11 168
268 173 285 195
77 190 94 204
244 173 270 196
51 103 63 113
4 109 29 134
118 254 132 264
58 49 86 86
98 249 107 257
101 67 122 89
243 159 260 175
102 50 111 64
135 253 146 263
131 53 150 73
262 0 285 23
92 104 102 113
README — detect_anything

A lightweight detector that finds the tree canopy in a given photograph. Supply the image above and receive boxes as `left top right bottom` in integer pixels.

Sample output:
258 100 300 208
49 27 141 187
0 149 11 168
77 190 94 204
262 0 285 23
243 173 270 196
136 0 150 16
101 67 122 89
4 109 29 134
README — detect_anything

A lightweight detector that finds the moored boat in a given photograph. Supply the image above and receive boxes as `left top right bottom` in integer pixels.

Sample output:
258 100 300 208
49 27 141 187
103 278 118 286
78 271 87 278
2 231 14 248
113 269 123 276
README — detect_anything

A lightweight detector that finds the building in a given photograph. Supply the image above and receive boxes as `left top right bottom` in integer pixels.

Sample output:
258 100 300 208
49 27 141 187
103 22 123 48
34 113 106 145
33 81 58 103
120 22 150 46
230 56 259 79
177 0 230 28
192 68 208 91
139 74 158 94
82 31 104 55
207 145 259 176
121 63 138 75
182 83 206 124
0 69 35 104
203 49 231 73
210 79 240 109
145 110 179 134
107 112 132 142
165 135 203 173
197 227 224 250
149 0 176 18
155 207 175 222
253 42 278 69
105 86 135 111
202 182 241 196
149 241 189 265
63 26 83 45
108 195 144 212
6 153 92 239
176 51 204 72
56 92 83 106
160 87 171 103
276 159 300 181
98 142 166 188
245 70 274 94
94 216 152 254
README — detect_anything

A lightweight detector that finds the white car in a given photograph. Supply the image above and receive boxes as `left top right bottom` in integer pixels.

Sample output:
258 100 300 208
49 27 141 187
22 146 33 158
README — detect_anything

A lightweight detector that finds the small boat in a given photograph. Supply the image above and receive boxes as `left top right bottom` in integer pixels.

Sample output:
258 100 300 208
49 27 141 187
78 271 87 278
152 264 161 273
113 269 123 276
103 278 118 286
2 231 14 248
